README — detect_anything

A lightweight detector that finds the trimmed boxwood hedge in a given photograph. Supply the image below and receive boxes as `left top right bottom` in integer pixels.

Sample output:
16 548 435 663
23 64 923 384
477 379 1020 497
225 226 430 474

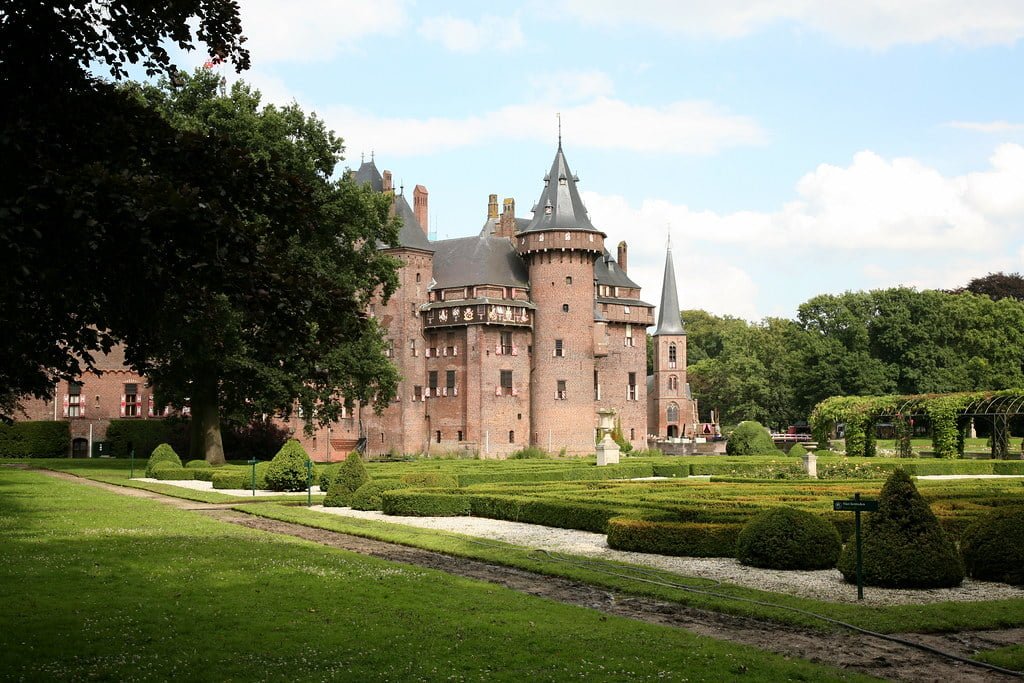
190 468 219 482
153 467 195 481
350 481 409 511
736 507 840 570
185 459 211 469
0 421 69 457
400 472 459 488
606 517 742 557
212 472 248 489
381 490 471 516
455 462 654 486
960 506 1024 585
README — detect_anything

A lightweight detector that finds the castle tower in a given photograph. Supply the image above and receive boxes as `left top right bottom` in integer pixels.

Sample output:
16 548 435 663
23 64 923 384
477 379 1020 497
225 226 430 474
649 245 696 438
517 144 605 453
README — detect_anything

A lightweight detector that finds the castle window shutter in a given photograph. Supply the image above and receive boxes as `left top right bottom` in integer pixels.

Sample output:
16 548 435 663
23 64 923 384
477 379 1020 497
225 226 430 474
511 345 518 356
442 387 448 397
120 395 126 417
79 400 86 417
511 386 519 396
495 343 501 355
453 346 458 356
495 386 502 396
453 387 458 396
442 347 448 356
148 396 154 417
62 394 69 418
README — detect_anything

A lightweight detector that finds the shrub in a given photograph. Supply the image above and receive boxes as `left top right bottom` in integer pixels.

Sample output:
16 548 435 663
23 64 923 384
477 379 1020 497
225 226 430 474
324 452 369 505
212 472 247 489
185 459 211 469
264 440 314 492
788 443 807 458
106 420 175 459
153 467 195 481
190 468 218 482
145 443 182 477
961 506 1024 585
607 517 741 557
381 490 471 516
400 472 459 488
837 469 963 588
318 465 338 492
725 421 779 455
0 421 70 457
736 508 840 570
510 446 549 459
350 481 410 511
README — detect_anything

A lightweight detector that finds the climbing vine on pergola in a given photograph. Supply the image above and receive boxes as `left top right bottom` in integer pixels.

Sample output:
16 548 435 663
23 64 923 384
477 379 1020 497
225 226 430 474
809 389 1024 459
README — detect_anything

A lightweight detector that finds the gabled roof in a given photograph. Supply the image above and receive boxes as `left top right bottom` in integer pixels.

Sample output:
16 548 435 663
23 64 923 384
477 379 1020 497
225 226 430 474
431 235 529 289
595 249 641 289
520 144 603 235
654 246 685 336
351 159 384 192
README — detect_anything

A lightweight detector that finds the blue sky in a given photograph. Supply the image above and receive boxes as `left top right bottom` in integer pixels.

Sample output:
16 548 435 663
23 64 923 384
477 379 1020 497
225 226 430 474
191 1 1024 320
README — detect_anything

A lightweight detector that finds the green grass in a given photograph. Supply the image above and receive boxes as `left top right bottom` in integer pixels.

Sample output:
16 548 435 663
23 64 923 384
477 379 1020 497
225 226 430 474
975 644 1024 670
240 503 1024 636
0 469 869 682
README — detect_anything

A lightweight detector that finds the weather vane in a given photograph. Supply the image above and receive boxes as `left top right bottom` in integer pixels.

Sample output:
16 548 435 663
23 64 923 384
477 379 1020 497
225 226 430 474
557 112 562 147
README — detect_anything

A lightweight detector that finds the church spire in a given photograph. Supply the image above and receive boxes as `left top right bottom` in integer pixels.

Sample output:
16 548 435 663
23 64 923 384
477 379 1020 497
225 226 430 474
654 245 685 336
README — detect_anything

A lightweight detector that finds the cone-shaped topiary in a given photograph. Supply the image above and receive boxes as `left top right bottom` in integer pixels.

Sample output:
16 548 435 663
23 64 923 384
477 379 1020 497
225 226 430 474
264 439 314 492
145 443 182 477
737 507 840 570
961 506 1024 585
726 421 778 455
837 469 963 588
323 451 369 506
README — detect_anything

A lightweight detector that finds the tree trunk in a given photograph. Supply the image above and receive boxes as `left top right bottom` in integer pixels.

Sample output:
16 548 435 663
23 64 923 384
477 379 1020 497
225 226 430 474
191 376 225 465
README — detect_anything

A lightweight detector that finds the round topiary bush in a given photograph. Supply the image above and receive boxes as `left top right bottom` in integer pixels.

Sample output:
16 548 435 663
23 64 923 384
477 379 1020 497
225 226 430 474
961 506 1024 585
350 481 409 511
400 472 459 488
837 469 963 588
145 443 182 477
323 452 369 507
264 439 314 492
726 421 778 455
185 459 211 469
788 443 807 458
736 507 841 569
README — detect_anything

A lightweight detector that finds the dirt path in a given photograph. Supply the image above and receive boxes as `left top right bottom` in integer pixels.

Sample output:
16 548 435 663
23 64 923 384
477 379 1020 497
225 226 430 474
30 469 1024 682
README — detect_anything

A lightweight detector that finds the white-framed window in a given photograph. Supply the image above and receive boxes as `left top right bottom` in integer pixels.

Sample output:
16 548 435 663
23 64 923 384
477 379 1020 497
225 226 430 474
627 373 637 401
556 380 567 400
554 339 564 357
67 381 82 417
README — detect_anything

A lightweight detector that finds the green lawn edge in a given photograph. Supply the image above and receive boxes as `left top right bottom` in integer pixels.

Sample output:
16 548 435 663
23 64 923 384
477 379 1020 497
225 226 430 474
975 644 1024 670
235 502 1024 636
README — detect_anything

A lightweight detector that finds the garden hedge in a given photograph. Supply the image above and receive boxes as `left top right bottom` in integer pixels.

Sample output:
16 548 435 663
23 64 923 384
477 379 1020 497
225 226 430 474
153 467 195 481
736 508 841 570
381 490 471 516
350 481 410 511
400 472 460 488
145 443 182 477
0 421 69 457
960 506 1024 585
606 517 742 557
212 472 248 490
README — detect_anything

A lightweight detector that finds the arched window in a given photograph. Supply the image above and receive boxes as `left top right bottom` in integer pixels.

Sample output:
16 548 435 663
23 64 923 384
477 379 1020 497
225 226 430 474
668 343 677 369
668 375 678 391
667 402 679 423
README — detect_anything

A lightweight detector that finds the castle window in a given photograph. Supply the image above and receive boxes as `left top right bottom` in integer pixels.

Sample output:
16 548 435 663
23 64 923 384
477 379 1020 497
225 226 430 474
67 382 82 418
623 306 630 314
668 343 678 369
625 324 634 346
410 340 417 356
122 383 139 417
668 375 678 391
446 370 456 393
414 385 422 402
594 370 601 401
630 428 635 440
457 430 464 442
554 339 564 357
565 276 572 285
627 373 637 401
500 370 513 396
562 303 569 312
385 340 394 358
564 232 570 240
667 402 680 423
500 331 513 355
508 430 515 443
428 371 438 397
416 272 421 283
436 430 442 444
556 380 567 400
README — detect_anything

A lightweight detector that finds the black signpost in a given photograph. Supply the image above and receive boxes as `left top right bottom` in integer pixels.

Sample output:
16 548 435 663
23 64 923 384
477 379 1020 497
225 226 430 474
833 492 879 600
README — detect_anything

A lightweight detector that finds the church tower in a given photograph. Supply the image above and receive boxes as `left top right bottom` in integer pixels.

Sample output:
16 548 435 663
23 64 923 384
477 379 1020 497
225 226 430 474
648 245 696 438
517 143 606 453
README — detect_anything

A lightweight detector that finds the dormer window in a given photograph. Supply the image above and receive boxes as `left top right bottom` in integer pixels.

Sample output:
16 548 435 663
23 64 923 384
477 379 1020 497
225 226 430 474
558 174 567 186
544 201 553 216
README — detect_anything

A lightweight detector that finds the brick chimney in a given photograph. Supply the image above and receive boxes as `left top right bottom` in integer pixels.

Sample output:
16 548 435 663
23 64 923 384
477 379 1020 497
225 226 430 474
617 241 628 274
499 197 516 238
487 194 499 220
382 170 393 193
414 185 428 234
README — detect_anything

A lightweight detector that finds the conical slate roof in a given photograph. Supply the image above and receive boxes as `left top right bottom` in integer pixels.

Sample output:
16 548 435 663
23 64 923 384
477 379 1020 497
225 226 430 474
654 246 685 335
520 144 602 234
351 159 384 192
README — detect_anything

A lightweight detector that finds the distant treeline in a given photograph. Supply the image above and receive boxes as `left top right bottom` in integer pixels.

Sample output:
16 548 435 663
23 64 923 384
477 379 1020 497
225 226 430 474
655 273 1024 429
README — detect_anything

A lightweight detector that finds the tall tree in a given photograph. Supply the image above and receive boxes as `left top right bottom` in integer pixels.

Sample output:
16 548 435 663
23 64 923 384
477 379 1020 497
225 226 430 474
116 71 401 463
0 1 249 417
962 272 1024 301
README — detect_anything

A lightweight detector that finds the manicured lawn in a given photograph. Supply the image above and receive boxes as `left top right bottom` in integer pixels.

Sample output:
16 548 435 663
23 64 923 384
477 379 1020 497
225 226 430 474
0 469 868 681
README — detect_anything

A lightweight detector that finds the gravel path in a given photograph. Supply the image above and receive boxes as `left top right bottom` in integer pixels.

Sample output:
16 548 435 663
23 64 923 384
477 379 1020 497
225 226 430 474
139 477 1024 607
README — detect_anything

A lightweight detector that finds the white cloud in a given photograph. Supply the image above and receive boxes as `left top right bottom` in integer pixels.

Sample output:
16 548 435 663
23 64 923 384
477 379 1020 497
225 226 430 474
560 0 1024 48
418 14 524 53
326 97 763 156
947 120 1024 133
528 70 615 103
581 145 1024 255
236 0 406 64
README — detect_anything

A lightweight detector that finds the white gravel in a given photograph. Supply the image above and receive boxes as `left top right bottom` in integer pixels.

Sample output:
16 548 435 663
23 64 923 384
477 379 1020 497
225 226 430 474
141 478 1024 607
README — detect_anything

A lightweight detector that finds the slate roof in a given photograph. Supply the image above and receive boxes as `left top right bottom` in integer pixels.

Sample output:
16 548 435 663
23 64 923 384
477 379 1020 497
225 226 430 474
520 145 603 235
431 235 529 289
351 159 384 192
480 216 531 237
392 194 433 252
595 249 641 289
654 246 686 335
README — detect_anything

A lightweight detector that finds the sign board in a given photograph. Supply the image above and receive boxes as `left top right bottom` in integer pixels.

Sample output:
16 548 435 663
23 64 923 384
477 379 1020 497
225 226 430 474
833 499 879 512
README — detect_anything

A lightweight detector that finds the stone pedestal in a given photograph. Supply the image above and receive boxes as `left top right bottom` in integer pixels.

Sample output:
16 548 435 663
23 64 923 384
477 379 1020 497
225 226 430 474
596 408 619 466
802 453 817 479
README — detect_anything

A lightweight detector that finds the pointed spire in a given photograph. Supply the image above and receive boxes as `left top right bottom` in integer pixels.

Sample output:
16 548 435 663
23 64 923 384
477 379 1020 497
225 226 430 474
520 144 601 234
557 112 562 149
654 245 685 336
